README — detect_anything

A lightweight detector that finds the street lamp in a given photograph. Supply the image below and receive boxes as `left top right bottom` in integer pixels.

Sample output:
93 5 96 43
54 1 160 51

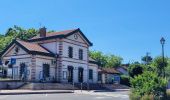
160 37 165 77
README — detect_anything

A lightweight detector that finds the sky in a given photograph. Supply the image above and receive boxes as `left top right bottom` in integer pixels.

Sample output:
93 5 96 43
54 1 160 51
0 0 170 63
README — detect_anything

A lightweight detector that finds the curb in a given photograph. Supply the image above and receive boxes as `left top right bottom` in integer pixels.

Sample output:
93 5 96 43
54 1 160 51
93 89 130 92
0 91 74 95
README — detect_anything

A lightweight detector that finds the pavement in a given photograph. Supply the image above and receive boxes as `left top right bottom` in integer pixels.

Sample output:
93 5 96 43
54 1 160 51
0 90 74 95
0 90 129 100
0 89 129 95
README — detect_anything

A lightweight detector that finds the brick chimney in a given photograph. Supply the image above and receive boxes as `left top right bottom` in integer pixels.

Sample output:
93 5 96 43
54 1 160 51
39 27 46 37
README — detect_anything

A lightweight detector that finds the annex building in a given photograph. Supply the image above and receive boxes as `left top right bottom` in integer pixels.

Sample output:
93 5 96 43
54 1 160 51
0 28 98 83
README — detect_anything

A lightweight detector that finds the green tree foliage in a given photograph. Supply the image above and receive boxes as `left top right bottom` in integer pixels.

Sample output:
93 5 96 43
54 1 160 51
128 63 145 78
141 55 153 64
0 25 39 52
89 51 123 68
130 71 167 98
105 55 123 67
165 59 170 80
89 51 107 67
152 56 168 77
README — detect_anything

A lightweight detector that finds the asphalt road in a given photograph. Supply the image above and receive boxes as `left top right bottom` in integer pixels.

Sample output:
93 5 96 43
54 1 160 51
0 91 129 100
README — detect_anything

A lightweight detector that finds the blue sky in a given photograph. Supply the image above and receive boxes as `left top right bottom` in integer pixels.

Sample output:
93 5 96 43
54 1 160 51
0 0 170 63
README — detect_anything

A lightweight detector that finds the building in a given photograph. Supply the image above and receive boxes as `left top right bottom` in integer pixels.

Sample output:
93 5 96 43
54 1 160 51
116 64 129 75
0 28 98 83
99 68 120 84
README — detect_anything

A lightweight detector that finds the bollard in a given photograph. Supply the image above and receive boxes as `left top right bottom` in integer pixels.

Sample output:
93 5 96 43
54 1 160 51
81 83 82 92
87 83 89 91
73 82 75 92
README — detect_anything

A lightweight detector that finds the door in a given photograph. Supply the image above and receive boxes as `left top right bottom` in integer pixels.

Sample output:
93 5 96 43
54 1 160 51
20 63 27 80
68 66 73 82
43 64 50 80
78 67 83 83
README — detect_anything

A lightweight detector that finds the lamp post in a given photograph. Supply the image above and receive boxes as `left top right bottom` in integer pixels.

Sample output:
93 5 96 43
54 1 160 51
160 37 165 78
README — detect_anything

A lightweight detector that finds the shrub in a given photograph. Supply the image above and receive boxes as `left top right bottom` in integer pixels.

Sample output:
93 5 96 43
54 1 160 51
130 71 167 98
129 91 140 100
120 75 130 86
128 63 145 78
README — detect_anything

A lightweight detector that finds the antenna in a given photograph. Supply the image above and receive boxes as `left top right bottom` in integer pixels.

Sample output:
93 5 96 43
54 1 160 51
146 52 150 65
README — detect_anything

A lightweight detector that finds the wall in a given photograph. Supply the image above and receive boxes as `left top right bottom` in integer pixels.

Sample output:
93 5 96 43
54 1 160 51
2 44 32 81
88 63 98 83
35 55 56 82
60 60 88 83
59 33 89 83
0 81 25 89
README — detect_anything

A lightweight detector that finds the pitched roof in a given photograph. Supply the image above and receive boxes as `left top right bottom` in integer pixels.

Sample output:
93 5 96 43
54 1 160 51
0 39 55 57
28 28 93 46
16 40 50 54
100 68 120 74
31 29 77 40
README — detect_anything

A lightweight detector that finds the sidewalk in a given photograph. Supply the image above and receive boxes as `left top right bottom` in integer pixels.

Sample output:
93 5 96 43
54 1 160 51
0 90 74 95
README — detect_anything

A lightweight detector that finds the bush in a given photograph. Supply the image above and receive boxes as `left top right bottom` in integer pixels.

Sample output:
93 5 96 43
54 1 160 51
129 91 140 100
128 63 145 78
130 71 167 98
120 75 130 86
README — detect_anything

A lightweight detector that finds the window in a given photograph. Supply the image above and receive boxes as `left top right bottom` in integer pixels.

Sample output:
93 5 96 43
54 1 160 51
68 46 73 58
89 69 93 80
79 49 83 60
63 71 67 79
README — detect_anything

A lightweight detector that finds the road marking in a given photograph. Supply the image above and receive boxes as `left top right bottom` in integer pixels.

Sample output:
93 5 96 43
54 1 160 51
75 91 129 99
95 96 112 99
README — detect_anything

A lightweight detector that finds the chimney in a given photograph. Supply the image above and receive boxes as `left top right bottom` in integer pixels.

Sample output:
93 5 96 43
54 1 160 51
39 27 46 37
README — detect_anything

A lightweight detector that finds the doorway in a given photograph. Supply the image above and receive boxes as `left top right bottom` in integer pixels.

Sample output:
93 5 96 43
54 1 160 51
20 63 27 80
43 64 50 80
78 67 83 83
68 66 73 82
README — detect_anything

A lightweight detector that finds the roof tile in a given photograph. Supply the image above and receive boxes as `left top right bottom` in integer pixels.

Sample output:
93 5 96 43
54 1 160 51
16 40 50 54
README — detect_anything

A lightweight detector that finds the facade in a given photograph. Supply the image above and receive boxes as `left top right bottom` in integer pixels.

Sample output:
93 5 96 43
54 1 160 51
0 28 98 83
116 67 128 75
99 68 120 84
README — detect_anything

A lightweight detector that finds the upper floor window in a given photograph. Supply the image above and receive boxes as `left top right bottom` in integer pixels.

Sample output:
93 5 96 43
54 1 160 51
79 49 83 60
68 46 73 58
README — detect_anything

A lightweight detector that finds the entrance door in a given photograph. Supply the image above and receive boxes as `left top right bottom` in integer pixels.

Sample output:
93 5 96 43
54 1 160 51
78 67 83 83
43 64 50 80
20 63 26 80
68 66 73 82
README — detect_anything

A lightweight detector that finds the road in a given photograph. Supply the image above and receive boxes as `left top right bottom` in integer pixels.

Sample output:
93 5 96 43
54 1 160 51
0 91 129 100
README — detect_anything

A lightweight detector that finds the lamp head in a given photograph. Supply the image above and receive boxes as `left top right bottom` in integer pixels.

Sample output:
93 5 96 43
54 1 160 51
160 37 165 45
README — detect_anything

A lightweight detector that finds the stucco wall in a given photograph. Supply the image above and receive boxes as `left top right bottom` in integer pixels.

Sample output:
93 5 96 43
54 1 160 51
41 42 57 54
60 60 88 83
62 41 88 61
2 46 32 81
89 63 98 83
35 55 56 81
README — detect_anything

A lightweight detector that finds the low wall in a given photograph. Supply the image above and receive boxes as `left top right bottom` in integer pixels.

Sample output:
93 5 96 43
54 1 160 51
0 80 25 89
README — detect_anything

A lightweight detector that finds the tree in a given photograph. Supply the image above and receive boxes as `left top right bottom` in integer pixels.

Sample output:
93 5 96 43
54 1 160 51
128 63 144 78
105 54 123 67
165 59 170 80
130 71 167 99
89 51 123 67
152 56 168 77
89 51 107 67
141 55 153 64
